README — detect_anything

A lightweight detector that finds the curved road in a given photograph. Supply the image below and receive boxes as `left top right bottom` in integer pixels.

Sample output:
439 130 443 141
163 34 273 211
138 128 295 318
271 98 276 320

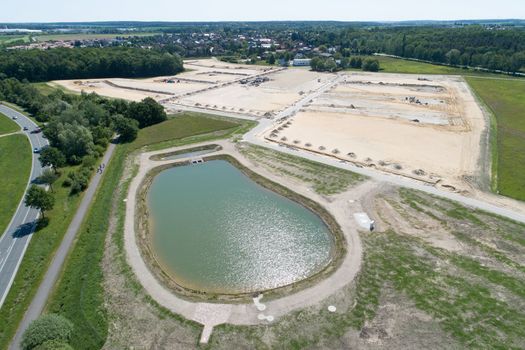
0 104 48 309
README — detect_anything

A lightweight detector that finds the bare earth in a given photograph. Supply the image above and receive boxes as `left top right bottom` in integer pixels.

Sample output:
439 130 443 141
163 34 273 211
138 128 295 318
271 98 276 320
55 64 486 194
263 72 486 192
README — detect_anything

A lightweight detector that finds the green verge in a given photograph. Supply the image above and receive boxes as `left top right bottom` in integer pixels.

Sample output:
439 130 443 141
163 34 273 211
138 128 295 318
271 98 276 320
44 113 252 349
0 164 86 350
346 56 525 78
466 77 525 201
0 112 20 135
374 56 467 74
0 134 31 235
133 112 252 151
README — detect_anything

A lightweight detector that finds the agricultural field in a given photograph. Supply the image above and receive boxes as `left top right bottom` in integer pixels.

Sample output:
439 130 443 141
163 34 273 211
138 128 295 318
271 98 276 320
466 77 525 201
33 32 160 42
0 35 30 45
0 112 20 135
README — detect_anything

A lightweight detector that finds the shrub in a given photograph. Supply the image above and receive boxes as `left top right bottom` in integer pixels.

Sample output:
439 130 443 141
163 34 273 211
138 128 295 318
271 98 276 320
82 155 97 170
33 340 74 350
21 314 73 350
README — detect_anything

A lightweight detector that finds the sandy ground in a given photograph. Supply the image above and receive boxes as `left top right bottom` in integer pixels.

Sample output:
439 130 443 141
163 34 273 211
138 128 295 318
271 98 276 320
55 64 489 195
265 72 486 191
53 59 331 117
123 139 374 342
173 67 331 115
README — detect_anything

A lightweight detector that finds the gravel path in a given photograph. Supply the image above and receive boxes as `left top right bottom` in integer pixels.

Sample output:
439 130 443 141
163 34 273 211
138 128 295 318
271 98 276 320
123 140 369 343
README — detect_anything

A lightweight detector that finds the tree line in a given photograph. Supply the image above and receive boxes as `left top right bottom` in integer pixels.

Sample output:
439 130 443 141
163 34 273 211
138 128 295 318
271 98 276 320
310 56 380 72
293 26 525 73
0 47 183 82
0 78 167 215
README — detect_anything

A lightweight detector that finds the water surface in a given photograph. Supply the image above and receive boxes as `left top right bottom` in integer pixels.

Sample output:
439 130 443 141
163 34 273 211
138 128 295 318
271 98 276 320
148 160 334 294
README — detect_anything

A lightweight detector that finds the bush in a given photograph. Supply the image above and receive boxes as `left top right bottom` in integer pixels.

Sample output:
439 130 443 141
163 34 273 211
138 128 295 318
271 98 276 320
362 58 380 72
82 155 97 170
68 168 91 194
93 144 106 157
21 314 73 350
33 340 74 350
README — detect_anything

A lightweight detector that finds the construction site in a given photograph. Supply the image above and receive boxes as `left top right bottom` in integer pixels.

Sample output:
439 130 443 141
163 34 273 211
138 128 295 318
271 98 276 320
54 59 487 194
263 72 487 193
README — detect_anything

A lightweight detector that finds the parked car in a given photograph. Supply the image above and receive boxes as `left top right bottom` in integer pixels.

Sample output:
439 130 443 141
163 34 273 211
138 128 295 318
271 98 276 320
23 126 28 131
12 116 17 120
33 147 40 153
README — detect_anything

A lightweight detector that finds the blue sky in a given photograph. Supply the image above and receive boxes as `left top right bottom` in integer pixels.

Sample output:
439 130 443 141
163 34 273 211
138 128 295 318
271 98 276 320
3 0 524 23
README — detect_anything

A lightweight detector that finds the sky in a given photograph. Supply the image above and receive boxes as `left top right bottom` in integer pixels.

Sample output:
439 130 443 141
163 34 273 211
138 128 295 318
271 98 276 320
2 0 524 23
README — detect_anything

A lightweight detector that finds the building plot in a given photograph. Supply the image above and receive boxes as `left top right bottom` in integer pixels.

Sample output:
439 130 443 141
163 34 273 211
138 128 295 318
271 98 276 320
264 72 486 191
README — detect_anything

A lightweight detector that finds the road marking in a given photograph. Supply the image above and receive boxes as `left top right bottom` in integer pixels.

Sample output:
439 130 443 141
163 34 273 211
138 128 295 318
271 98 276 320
0 217 38 309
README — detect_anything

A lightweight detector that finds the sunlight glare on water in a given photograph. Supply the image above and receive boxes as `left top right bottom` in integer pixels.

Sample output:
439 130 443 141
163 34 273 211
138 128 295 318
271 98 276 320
148 160 334 294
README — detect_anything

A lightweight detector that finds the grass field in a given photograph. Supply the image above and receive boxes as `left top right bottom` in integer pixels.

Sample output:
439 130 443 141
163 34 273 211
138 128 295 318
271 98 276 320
346 56 525 77
0 134 31 235
240 144 364 195
132 112 250 151
0 165 86 350
466 77 525 201
374 56 467 74
0 112 20 135
44 112 252 349
33 32 160 42
0 35 30 45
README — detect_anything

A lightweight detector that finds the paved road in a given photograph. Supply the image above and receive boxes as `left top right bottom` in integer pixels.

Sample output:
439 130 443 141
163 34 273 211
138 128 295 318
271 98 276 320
0 104 48 309
9 140 116 350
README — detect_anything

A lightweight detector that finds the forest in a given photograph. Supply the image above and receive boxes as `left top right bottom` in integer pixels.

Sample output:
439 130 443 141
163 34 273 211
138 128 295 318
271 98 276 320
0 47 183 82
304 26 525 72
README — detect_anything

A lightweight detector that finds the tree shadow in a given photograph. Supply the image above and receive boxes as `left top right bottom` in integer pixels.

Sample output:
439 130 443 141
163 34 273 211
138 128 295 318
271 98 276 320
11 221 36 238
11 217 49 238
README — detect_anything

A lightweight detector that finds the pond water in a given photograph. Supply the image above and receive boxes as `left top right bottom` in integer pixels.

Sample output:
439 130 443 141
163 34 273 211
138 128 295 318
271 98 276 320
148 159 334 294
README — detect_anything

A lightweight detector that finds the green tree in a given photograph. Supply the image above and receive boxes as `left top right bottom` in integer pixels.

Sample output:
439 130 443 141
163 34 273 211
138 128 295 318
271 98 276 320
362 58 380 72
113 114 139 143
39 169 59 192
39 147 66 173
21 314 73 350
25 185 54 218
125 97 167 128
57 124 95 163
446 49 461 66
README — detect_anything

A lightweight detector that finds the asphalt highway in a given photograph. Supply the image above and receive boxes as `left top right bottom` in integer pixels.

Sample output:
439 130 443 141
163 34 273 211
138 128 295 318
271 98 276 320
0 104 48 309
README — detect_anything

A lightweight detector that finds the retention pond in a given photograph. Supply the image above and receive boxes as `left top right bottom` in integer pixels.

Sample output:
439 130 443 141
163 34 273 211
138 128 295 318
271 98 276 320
147 159 335 295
